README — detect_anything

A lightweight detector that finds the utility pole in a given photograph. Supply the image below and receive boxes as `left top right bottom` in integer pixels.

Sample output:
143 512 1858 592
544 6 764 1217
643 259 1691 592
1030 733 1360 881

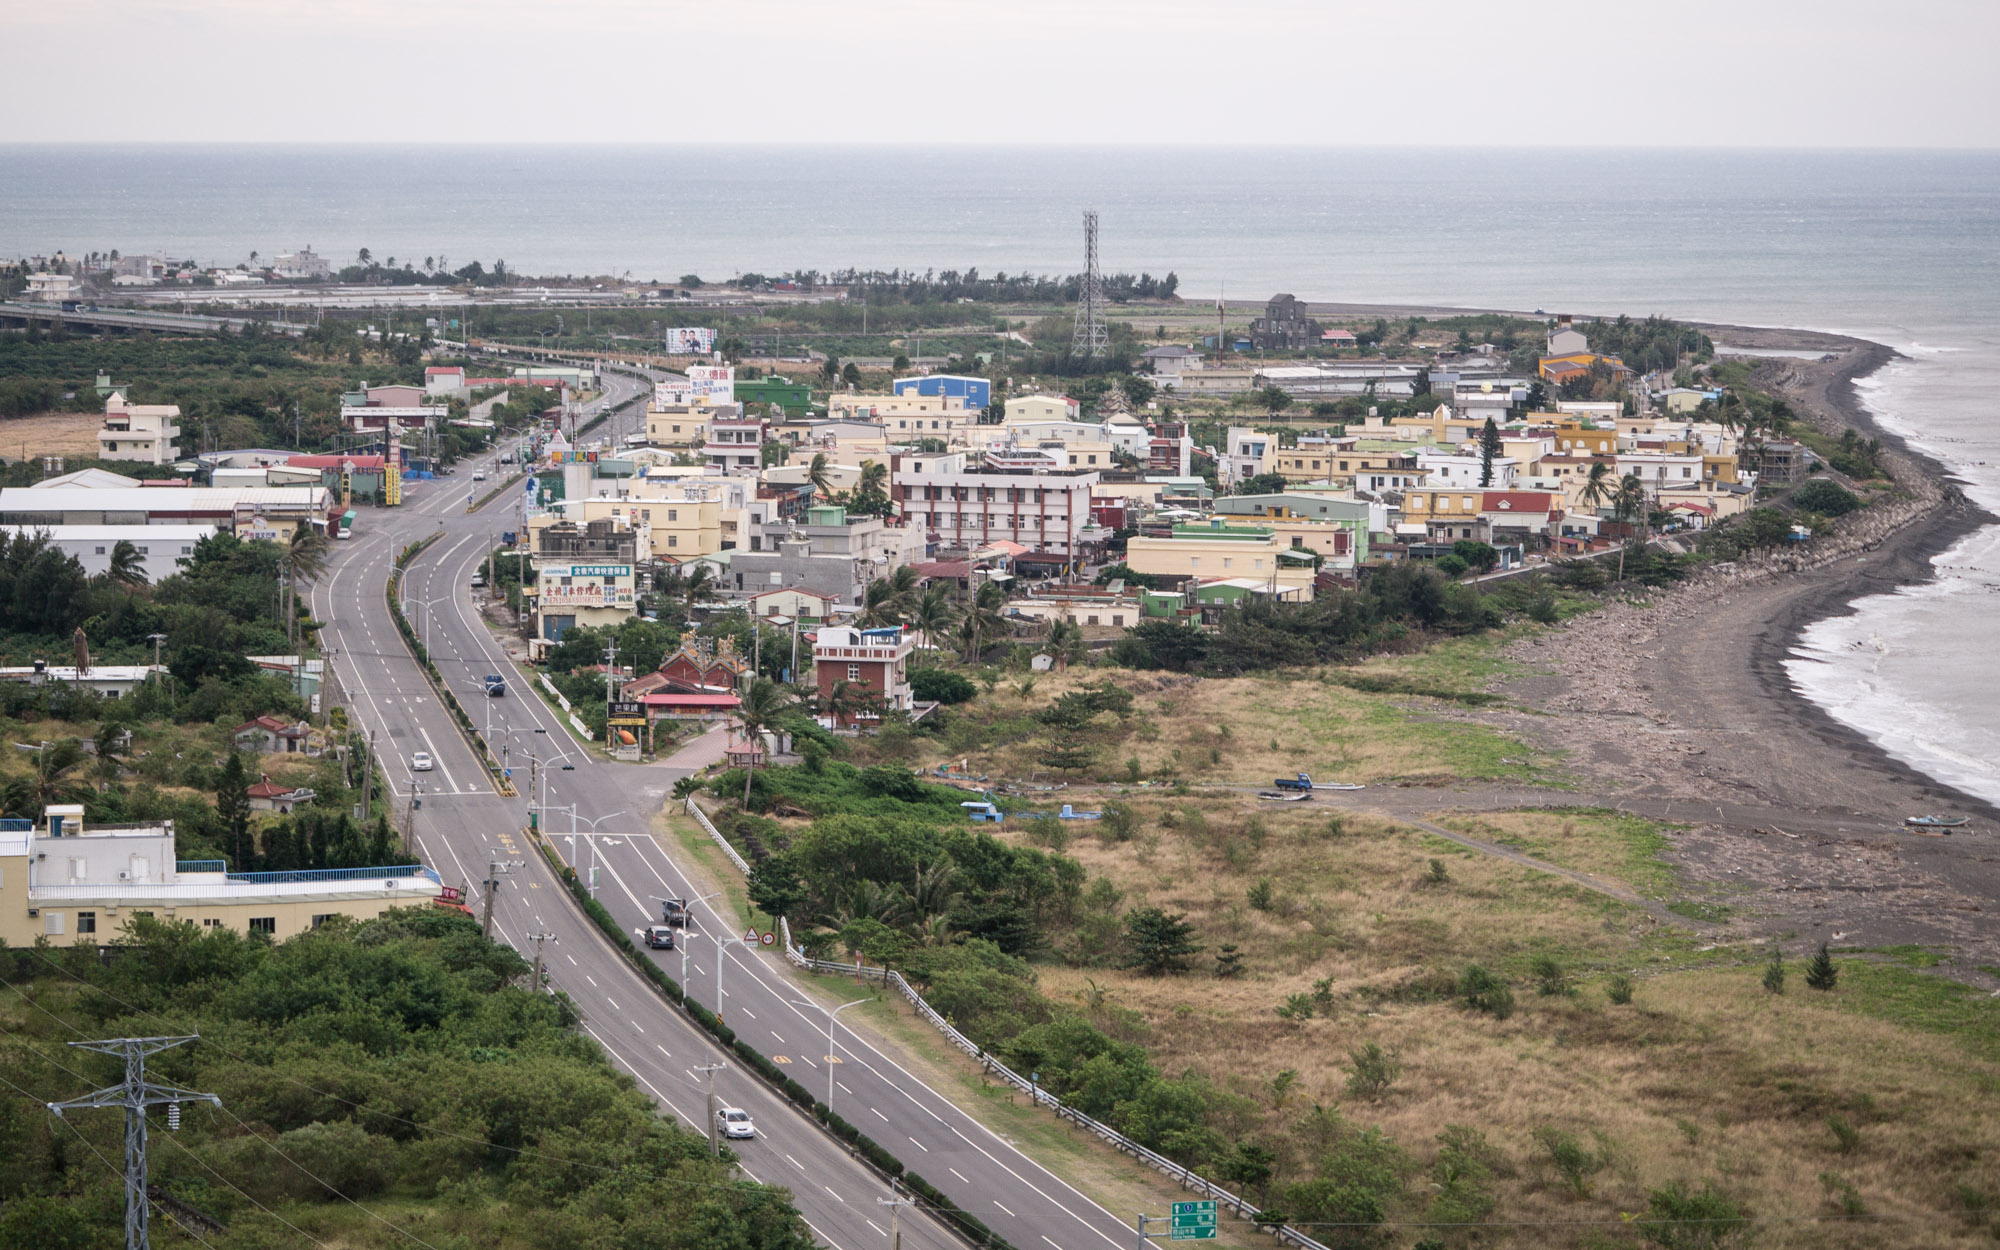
603 638 619 716
526 931 556 989
47 1036 221 1250
360 729 376 827
878 1187 915 1250
695 1062 727 1158
481 859 523 939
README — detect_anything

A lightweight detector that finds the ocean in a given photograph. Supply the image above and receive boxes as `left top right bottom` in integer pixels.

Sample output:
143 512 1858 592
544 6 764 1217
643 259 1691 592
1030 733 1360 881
3 145 1998 804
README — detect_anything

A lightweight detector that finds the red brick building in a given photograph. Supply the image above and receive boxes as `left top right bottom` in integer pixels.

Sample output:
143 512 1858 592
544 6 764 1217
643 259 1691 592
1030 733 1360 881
811 626 914 729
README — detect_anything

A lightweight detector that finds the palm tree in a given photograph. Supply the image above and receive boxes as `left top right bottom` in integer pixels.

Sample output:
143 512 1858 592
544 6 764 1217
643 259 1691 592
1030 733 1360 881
807 453 833 500
105 539 148 590
959 580 1007 664
817 679 881 729
1 739 90 819
1578 460 1616 517
908 585 959 659
1043 617 1084 671
681 562 714 613
857 459 888 498
731 677 794 806
1613 473 1646 582
856 579 904 629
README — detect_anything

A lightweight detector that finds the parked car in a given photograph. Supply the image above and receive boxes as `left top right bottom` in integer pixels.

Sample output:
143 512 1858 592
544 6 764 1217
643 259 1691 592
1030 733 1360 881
471 571 487 588
411 751 434 772
715 1107 754 1140
641 925 676 950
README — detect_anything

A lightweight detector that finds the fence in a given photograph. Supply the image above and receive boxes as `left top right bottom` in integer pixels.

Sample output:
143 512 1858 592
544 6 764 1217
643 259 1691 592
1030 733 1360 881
682 796 751 876
770 927 1333 1250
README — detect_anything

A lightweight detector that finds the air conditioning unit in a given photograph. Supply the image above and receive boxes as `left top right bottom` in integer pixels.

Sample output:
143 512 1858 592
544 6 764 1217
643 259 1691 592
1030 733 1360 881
118 871 129 880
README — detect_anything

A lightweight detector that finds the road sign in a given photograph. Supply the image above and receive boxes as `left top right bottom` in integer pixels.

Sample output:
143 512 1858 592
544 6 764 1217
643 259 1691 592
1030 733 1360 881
1170 1201 1217 1240
760 932 775 946
743 928 760 944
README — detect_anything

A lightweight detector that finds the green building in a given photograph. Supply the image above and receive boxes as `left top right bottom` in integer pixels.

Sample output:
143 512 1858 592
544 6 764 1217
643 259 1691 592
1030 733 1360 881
737 376 813 417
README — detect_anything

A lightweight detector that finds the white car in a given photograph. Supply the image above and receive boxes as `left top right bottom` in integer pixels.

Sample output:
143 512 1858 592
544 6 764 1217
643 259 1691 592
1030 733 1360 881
472 470 488 481
715 1106 755 1139
410 751 434 772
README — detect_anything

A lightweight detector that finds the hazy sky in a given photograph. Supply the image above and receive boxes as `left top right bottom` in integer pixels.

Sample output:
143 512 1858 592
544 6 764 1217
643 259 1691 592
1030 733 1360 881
7 0 1998 146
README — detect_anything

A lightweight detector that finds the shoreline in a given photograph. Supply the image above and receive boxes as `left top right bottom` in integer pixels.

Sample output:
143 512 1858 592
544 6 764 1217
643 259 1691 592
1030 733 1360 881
1490 325 2000 968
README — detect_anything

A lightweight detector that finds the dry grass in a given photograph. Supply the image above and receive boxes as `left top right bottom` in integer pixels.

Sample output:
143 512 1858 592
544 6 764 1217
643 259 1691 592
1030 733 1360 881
913 662 1550 788
0 410 108 460
967 792 2000 1248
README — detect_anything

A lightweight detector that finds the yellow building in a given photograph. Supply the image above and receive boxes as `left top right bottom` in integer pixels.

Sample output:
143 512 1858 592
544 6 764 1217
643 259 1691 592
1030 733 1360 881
1548 421 1620 456
1 806 446 947
1002 394 1080 424
646 403 716 450
1124 524 1318 600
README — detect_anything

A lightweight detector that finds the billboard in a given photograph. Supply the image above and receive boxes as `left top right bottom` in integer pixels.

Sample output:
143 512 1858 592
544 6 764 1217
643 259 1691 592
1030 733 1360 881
688 365 735 405
665 328 715 355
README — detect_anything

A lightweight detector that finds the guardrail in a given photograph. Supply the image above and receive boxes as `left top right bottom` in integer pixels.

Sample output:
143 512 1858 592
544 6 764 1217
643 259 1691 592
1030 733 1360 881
683 796 752 876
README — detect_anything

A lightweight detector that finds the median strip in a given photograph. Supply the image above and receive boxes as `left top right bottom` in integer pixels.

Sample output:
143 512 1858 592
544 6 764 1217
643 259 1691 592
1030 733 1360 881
385 535 517 797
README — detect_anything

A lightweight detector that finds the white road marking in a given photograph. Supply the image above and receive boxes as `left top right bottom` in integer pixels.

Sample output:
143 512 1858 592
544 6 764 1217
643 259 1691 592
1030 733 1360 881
950 1168 968 1183
786 1154 805 1171
908 1137 928 1152
995 1201 1015 1217
824 1186 844 1203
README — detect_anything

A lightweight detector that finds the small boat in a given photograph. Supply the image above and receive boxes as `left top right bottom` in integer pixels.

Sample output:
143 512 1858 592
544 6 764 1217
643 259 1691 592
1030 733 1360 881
1316 782 1367 791
1257 790 1313 802
1904 815 1970 829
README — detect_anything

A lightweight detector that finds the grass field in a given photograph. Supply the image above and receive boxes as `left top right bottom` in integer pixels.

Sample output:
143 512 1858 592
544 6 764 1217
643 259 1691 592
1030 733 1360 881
0 410 108 458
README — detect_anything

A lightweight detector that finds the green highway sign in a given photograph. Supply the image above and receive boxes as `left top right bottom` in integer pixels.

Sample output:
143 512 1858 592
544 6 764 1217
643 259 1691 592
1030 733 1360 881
1169 1201 1217 1240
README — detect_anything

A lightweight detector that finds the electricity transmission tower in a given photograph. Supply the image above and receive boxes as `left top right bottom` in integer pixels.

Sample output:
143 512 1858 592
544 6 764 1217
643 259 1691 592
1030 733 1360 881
1069 208 1108 361
47 1035 221 1250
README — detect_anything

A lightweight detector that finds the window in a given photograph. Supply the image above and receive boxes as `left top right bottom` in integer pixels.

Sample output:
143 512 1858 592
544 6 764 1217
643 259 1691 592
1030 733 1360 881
94 545 106 555
44 911 63 936
249 917 276 935
1087 615 1099 626
668 535 678 548
76 911 96 934
847 663 861 681
668 509 678 521
1223 558 1233 570
203 917 223 929
311 914 335 929
1112 615 1125 626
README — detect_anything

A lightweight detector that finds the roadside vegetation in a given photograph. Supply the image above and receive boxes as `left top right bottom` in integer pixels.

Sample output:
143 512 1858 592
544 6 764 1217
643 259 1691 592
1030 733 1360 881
0 910 812 1250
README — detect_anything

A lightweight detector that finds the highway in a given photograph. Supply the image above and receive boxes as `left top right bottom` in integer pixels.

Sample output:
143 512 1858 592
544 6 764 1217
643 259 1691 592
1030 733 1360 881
309 371 1145 1250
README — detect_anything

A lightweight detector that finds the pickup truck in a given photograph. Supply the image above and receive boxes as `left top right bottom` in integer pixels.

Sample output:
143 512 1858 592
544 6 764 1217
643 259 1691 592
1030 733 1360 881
660 897 689 927
1273 772 1314 791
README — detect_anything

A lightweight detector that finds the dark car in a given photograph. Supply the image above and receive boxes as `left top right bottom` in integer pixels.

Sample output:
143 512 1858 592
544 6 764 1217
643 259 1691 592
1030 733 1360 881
484 675 506 697
641 925 676 950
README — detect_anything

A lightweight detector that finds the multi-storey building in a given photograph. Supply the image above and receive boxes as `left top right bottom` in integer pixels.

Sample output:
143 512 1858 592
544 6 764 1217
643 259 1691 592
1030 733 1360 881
97 393 181 464
893 449 1098 562
811 625 914 728
703 415 766 475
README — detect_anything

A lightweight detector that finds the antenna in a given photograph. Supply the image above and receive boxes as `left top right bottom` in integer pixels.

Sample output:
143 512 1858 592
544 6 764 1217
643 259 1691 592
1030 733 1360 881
1069 209 1108 361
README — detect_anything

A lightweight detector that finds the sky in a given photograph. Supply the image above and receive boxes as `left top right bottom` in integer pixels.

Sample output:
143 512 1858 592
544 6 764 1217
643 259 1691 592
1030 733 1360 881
6 0 1999 147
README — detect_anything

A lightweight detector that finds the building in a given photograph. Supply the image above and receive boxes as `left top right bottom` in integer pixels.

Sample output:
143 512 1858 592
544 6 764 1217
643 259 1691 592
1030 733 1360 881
424 366 467 395
1212 493 1374 566
0 663 162 699
1546 317 1589 357
0 524 212 583
894 451 1098 567
1124 521 1319 599
533 558 638 645
748 587 841 623
703 415 766 475
0 805 445 947
1140 345 1202 386
0 485 334 537
645 402 722 450
893 374 991 413
736 376 813 417
726 505 924 603
811 626 914 728
26 273 75 302
98 393 182 465
1003 394 1080 425
1758 439 1809 487
270 248 332 280
245 777 314 814
232 715 312 755
1221 427 1275 486
1417 448 1520 490
1320 328 1358 349
1249 294 1321 351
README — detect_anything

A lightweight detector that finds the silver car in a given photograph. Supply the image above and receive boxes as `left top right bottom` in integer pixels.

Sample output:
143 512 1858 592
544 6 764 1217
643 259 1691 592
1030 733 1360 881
715 1106 754 1139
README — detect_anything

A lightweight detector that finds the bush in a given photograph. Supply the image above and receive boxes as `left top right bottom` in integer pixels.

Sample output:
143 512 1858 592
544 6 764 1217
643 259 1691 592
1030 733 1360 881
1791 478 1861 517
1534 1125 1608 1199
1531 954 1570 997
1459 964 1515 1019
1344 1042 1400 1100
1640 1178 1748 1248
1806 942 1839 991
1247 877 1275 910
911 668 977 704
1606 973 1634 1005
1276 993 1316 1021
1763 943 1786 994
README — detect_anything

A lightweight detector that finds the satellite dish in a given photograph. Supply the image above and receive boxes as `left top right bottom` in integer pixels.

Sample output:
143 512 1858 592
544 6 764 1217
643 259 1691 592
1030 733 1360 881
1480 381 1494 394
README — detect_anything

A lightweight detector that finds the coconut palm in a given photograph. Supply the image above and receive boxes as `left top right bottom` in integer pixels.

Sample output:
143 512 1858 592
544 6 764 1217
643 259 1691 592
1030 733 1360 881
807 452 833 500
731 676 794 806
1613 472 1646 582
680 562 714 612
1 739 90 819
105 539 148 590
817 679 881 728
959 580 1007 663
857 459 888 498
1043 617 1085 671
908 585 960 659
1578 460 1616 517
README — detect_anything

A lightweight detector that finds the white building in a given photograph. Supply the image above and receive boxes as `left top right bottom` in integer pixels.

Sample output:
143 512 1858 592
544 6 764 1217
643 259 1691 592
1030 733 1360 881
0 485 333 537
703 416 766 476
0 664 163 698
26 273 74 302
0 805 445 947
894 451 1098 558
270 248 332 280
1416 448 1519 490
1222 427 1276 487
98 393 182 465
0 525 213 582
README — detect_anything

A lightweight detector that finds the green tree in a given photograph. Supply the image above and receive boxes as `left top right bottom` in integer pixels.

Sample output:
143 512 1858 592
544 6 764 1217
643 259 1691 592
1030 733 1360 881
1806 942 1839 991
748 856 807 922
841 362 862 387
1121 906 1204 974
908 585 960 656
105 538 148 589
1255 385 1292 418
1235 471 1289 496
1762 942 1786 994
732 678 795 806
807 452 833 499
216 749 253 868
1479 416 1502 486
1640 1179 1748 1249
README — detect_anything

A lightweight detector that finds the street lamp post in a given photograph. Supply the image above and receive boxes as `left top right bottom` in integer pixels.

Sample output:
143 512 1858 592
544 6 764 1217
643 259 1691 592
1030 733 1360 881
793 996 871 1114
553 807 627 897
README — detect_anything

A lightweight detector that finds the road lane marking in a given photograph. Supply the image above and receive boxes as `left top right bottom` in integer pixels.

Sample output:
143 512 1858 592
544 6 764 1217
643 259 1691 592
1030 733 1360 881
824 1186 844 1202
606 998 619 1010
995 1201 1015 1217
585 976 597 987
950 1168 968 1183
908 1137 928 1152
866 1220 885 1236
786 1154 804 1171
871 1108 888 1122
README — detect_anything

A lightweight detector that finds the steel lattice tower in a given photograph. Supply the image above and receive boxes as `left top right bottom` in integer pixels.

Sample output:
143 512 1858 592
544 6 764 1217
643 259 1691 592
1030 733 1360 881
1069 209 1108 361
48 1036 221 1250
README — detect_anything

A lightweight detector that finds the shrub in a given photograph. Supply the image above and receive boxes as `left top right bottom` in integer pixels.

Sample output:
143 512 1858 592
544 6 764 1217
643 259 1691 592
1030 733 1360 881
1344 1042 1401 1100
1828 1114 1861 1155
1459 964 1515 1019
1806 941 1839 991
1276 993 1316 1021
1425 858 1450 885
1531 954 1570 997
1214 945 1244 979
911 668 976 704
1763 943 1786 994
1606 973 1635 1005
1640 1178 1747 1248
1534 1125 1608 1199
1792 478 1861 517
1121 907 1203 974
1436 554 1469 577
1529 588 1560 624
1247 877 1276 910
